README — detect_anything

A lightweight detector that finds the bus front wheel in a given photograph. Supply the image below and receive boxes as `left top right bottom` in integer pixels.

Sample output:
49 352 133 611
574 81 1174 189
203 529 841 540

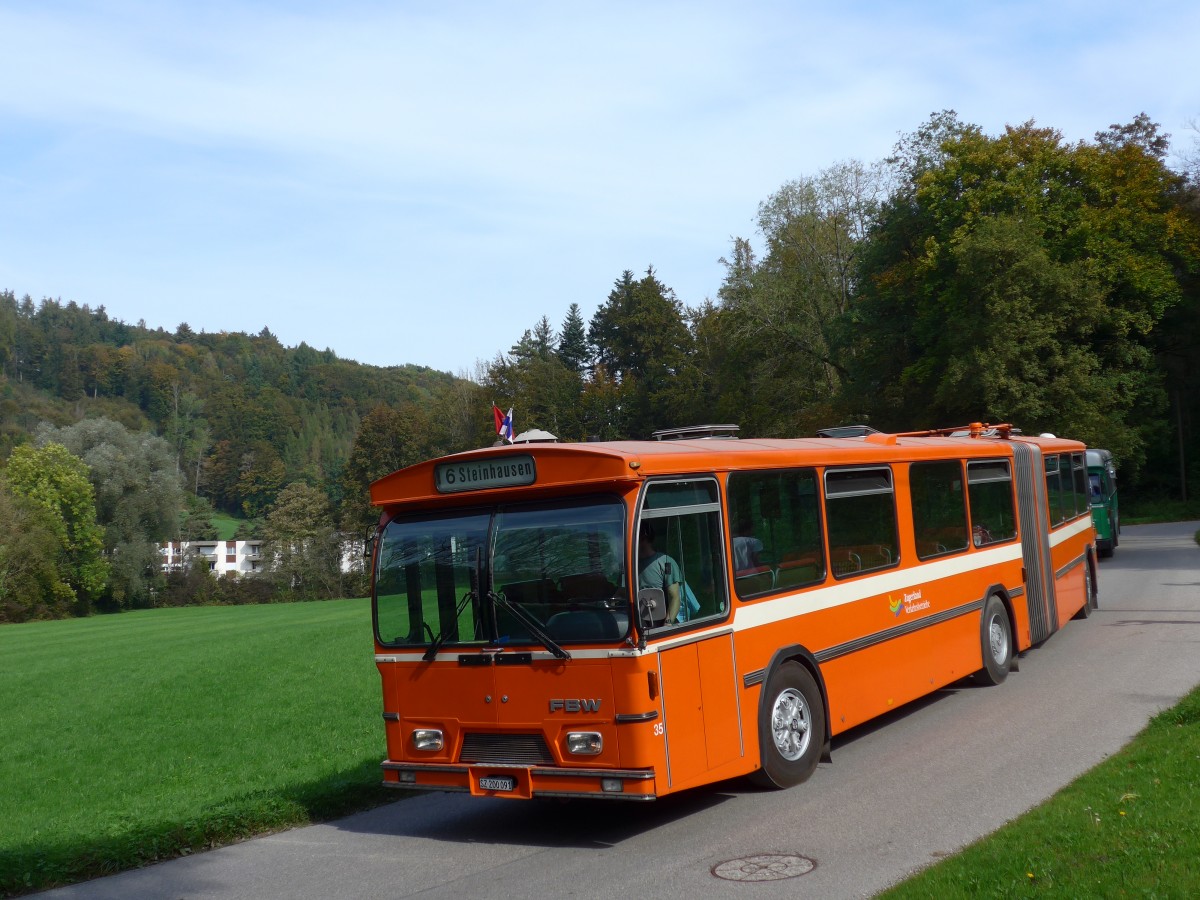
978 595 1013 685
750 661 825 789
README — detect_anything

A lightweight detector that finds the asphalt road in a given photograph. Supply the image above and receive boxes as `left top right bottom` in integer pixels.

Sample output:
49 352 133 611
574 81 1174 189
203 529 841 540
36 521 1200 900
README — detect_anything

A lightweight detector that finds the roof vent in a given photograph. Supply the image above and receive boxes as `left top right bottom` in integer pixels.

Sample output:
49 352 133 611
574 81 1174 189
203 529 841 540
816 425 881 438
652 424 740 441
512 429 558 444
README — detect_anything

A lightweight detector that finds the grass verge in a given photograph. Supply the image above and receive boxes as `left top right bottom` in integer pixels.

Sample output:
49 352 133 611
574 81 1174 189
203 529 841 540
1121 498 1200 525
0 600 394 897
880 683 1200 897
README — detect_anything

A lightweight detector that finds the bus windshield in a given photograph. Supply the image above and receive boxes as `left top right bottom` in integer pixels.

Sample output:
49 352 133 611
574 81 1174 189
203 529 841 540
374 495 628 649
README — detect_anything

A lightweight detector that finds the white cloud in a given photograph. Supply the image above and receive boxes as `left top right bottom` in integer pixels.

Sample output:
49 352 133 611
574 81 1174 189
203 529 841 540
1 0 1197 371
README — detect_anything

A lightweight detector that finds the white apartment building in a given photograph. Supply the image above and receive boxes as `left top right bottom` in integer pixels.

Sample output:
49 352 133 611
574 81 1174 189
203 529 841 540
161 540 264 577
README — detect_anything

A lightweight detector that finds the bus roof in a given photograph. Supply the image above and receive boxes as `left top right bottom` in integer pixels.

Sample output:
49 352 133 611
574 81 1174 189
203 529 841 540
369 432 1086 509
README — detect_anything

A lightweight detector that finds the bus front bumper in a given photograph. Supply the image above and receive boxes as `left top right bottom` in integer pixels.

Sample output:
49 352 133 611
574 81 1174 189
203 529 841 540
381 760 658 800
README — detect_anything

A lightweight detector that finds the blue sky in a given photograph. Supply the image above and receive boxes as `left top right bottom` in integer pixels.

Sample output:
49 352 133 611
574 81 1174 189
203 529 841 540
2 1 1197 375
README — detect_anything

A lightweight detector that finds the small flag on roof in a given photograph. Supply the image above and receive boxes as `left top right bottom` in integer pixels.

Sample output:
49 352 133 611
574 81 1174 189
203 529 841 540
493 405 514 443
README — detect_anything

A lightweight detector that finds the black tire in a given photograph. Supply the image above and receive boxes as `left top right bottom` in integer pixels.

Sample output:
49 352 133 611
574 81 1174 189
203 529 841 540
749 661 825 789
1089 556 1099 614
1075 561 1094 619
978 595 1013 685
1075 564 1094 619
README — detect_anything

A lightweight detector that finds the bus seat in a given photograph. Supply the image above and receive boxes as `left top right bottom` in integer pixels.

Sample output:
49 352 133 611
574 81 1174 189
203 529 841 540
775 561 819 589
833 551 862 576
734 565 775 594
558 573 616 602
501 579 560 606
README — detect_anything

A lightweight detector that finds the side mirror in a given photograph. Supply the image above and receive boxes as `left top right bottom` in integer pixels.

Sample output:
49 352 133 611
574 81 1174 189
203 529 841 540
638 588 665 626
363 525 378 558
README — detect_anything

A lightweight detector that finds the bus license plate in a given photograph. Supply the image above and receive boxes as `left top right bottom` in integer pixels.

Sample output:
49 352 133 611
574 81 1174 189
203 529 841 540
479 776 515 792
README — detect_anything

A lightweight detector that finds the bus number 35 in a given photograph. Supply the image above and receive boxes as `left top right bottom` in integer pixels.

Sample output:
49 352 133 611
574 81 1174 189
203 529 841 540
653 722 665 737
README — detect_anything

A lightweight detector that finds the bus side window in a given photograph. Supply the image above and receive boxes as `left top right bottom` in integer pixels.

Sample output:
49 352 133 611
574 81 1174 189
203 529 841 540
824 467 899 578
727 469 825 598
1045 454 1076 526
967 460 1017 546
910 460 969 560
640 479 728 626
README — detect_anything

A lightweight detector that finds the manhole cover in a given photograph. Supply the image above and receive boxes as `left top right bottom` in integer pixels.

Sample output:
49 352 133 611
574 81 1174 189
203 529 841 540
712 853 816 882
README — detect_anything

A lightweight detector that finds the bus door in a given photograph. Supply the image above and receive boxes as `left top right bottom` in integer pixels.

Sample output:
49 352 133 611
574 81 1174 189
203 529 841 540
1011 443 1059 642
638 479 742 788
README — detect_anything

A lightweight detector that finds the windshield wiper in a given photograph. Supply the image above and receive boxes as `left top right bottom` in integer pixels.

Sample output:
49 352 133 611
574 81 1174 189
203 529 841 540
488 591 571 660
422 590 477 662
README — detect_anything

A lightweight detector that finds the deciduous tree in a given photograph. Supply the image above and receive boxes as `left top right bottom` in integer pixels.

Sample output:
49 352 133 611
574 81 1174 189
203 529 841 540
848 114 1199 472
263 482 347 599
0 485 75 621
39 417 184 608
339 405 427 530
2 442 108 609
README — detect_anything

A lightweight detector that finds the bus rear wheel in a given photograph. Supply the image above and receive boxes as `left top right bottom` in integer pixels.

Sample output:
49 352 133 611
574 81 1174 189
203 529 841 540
749 661 825 789
978 595 1012 685
1074 561 1096 619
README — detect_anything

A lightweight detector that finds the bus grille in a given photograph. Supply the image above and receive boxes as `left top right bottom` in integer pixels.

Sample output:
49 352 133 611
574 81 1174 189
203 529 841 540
460 733 554 765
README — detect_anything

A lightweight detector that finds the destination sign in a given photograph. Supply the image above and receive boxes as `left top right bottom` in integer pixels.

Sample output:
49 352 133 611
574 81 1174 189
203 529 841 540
435 455 537 493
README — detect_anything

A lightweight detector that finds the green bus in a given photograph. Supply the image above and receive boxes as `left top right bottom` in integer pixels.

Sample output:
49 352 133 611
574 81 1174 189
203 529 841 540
1087 449 1119 557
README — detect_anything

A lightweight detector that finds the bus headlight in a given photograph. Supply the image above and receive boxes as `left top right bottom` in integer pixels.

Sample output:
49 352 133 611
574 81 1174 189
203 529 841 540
566 732 603 755
412 729 444 751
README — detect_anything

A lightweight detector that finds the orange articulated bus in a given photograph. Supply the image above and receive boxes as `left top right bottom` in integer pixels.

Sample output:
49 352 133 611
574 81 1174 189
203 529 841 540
368 423 1098 800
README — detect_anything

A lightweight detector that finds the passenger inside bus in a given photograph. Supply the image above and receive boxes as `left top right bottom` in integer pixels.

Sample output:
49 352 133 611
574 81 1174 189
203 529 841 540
638 521 681 625
732 515 765 571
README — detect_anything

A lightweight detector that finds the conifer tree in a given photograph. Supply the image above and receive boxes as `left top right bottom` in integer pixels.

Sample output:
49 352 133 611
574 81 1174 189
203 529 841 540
557 303 589 374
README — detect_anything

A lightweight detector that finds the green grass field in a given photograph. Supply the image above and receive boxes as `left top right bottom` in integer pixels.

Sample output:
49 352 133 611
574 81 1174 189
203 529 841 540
0 600 392 896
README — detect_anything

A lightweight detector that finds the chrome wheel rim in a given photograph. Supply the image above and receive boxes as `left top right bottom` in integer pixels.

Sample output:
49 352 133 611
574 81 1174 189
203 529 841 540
988 612 1009 664
770 687 812 761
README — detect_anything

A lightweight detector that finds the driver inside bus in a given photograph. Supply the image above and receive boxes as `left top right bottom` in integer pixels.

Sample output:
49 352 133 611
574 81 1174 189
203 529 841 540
638 521 681 625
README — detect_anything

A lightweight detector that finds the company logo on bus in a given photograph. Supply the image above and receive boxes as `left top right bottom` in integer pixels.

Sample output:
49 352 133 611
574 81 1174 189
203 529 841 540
549 699 602 713
890 590 929 616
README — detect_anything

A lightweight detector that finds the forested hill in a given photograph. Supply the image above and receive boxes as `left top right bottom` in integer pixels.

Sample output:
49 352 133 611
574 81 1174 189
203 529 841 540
4 111 1200 541
2 111 1199 623
0 292 464 518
